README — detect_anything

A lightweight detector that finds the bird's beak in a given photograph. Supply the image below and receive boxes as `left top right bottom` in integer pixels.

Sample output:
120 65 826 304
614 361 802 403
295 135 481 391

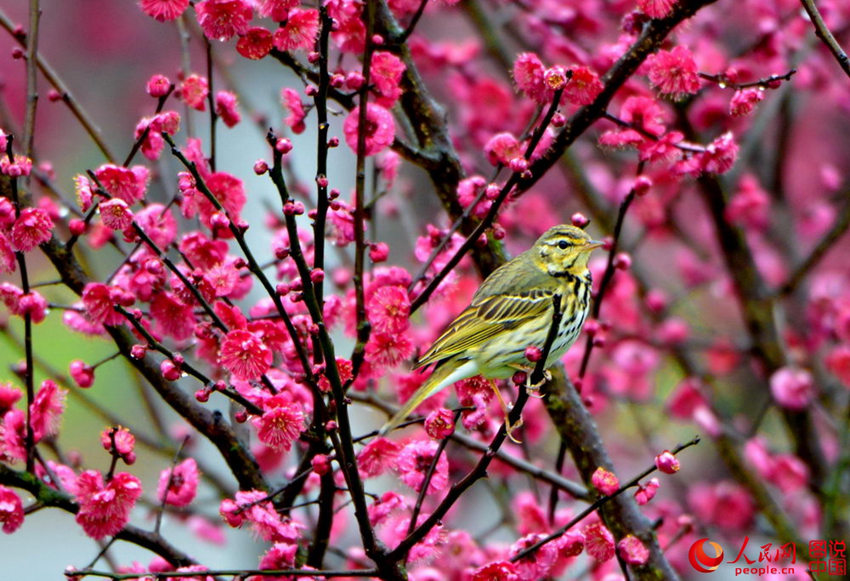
585 239 606 250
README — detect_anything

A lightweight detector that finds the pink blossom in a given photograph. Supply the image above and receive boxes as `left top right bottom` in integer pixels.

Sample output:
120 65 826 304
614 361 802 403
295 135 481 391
618 535 650 565
10 207 53 251
700 132 739 174
219 329 273 380
591 466 620 495
99 198 134 230
195 0 252 41
371 51 406 106
180 74 209 111
647 46 700 97
237 27 274 60
343 104 396 156
0 409 27 462
93 164 150 204
511 533 559 579
369 241 390 263
258 542 298 579
655 450 680 474
146 73 172 96
583 521 615 561
179 231 228 269
730 87 764 116
484 132 522 166
771 454 809 493
470 561 518 581
149 292 195 341
220 489 305 543
770 367 815 410
513 52 549 104
0 232 15 273
563 66 603 105
139 0 189 22
214 91 241 127
0 383 22 415
157 458 200 506
251 399 305 450
101 426 136 462
0 154 32 177
638 0 677 19
365 331 414 368
366 285 410 334
30 379 66 441
556 529 585 558
367 490 405 526
74 470 143 539
15 291 48 324
281 87 307 133
258 0 299 21
688 480 755 532
395 439 449 494
634 478 660 505
273 9 319 52
424 408 455 439
726 174 769 230
357 437 401 478
0 485 24 533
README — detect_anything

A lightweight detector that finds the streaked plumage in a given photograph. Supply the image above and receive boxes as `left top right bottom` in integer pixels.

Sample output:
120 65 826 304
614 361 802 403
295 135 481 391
380 224 603 435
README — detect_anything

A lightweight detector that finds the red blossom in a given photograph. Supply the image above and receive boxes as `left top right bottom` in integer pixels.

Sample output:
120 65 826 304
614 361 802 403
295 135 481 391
157 458 200 507
237 26 274 59
395 439 449 494
99 198 134 230
563 65 603 105
357 437 401 478
343 104 396 156
219 329 273 380
251 399 305 450
93 164 150 204
0 485 24 534
638 0 677 19
647 46 700 97
195 0 252 41
10 207 53 251
591 466 620 495
139 0 189 22
73 470 143 539
180 74 209 111
30 379 66 441
583 521 615 562
273 9 319 52
618 535 650 565
214 91 241 127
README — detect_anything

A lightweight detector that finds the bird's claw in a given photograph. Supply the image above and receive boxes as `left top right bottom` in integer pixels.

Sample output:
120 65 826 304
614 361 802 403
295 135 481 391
505 416 523 444
525 369 552 392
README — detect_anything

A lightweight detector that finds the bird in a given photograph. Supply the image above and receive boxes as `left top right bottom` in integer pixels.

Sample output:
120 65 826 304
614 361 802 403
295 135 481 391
379 224 603 437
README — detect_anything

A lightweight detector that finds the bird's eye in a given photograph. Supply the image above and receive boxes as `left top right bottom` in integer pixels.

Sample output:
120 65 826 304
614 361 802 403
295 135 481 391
558 240 569 249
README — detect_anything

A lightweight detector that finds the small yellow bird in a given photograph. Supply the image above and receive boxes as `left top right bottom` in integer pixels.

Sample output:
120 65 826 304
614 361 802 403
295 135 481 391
380 224 603 435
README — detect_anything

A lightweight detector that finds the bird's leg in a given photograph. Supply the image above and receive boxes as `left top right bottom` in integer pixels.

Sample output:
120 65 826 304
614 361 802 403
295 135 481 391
488 380 523 443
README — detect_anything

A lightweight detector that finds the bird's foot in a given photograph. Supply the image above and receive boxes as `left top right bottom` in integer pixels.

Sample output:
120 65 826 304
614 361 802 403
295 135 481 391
505 413 523 444
525 369 552 393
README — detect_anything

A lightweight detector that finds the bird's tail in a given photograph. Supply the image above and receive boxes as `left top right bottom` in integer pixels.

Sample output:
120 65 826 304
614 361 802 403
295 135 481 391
378 359 477 436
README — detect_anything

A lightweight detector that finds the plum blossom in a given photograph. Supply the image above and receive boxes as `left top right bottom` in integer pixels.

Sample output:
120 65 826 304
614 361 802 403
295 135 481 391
0 486 24 533
219 329 273 380
770 367 815 410
647 46 700 97
343 104 396 156
196 0 252 41
139 0 189 21
73 470 143 539
157 458 200 507
395 439 449 494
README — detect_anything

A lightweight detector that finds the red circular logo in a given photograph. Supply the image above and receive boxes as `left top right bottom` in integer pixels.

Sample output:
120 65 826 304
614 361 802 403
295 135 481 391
689 538 724 573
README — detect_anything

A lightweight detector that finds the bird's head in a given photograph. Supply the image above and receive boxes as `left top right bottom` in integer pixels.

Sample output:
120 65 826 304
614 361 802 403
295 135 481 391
532 224 604 277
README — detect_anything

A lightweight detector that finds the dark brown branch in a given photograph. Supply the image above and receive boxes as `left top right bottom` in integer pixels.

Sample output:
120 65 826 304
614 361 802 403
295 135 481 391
800 0 850 78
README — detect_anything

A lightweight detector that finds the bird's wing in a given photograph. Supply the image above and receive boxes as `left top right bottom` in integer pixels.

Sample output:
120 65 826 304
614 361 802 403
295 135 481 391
415 289 554 368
